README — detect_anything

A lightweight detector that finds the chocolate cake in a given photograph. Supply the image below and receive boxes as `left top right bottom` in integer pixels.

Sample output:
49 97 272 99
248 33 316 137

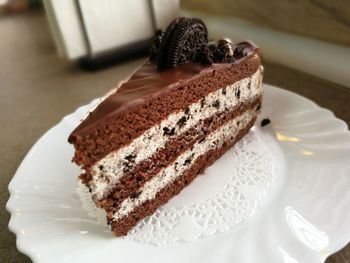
69 17 263 236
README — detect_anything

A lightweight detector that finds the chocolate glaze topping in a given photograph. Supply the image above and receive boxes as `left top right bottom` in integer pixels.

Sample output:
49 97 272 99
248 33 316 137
69 41 259 139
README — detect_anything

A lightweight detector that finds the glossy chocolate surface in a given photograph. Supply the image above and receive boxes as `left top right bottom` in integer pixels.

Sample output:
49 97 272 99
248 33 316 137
70 42 258 137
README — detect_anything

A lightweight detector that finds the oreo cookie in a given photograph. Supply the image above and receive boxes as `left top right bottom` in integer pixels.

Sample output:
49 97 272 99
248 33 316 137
200 42 219 64
149 17 256 70
156 17 186 69
156 17 208 70
233 41 255 60
200 39 235 64
149 30 164 63
218 38 234 63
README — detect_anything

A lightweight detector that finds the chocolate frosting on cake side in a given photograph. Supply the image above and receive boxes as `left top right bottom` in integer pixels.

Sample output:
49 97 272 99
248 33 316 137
69 42 259 142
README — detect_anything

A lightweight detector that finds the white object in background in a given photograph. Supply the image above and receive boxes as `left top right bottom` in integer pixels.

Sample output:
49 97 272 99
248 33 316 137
78 0 154 55
43 0 179 60
181 10 350 88
43 0 87 59
151 0 179 31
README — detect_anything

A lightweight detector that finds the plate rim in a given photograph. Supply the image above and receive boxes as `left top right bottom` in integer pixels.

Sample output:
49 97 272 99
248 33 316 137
6 84 350 262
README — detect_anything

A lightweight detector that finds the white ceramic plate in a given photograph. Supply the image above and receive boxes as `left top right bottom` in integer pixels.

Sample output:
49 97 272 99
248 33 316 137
7 85 350 263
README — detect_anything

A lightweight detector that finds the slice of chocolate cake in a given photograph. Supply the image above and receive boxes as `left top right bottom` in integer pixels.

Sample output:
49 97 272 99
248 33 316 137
69 17 263 236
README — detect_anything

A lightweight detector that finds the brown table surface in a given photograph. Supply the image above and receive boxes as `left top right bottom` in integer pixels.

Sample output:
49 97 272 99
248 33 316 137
1 10 349 263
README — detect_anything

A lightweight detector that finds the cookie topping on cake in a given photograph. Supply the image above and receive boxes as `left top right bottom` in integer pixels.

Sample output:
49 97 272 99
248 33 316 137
149 30 163 63
218 38 234 62
150 17 258 70
156 17 208 70
200 42 219 64
233 41 256 59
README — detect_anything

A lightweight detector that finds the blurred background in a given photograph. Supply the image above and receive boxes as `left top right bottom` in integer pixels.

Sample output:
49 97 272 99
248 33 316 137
1 0 350 82
1 0 349 262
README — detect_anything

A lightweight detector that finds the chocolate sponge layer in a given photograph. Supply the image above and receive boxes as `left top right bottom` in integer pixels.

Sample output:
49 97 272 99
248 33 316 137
109 115 257 236
94 95 262 213
69 53 261 167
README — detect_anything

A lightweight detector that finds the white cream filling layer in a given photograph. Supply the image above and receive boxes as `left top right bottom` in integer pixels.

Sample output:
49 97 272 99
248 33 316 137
90 65 263 199
113 109 256 221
